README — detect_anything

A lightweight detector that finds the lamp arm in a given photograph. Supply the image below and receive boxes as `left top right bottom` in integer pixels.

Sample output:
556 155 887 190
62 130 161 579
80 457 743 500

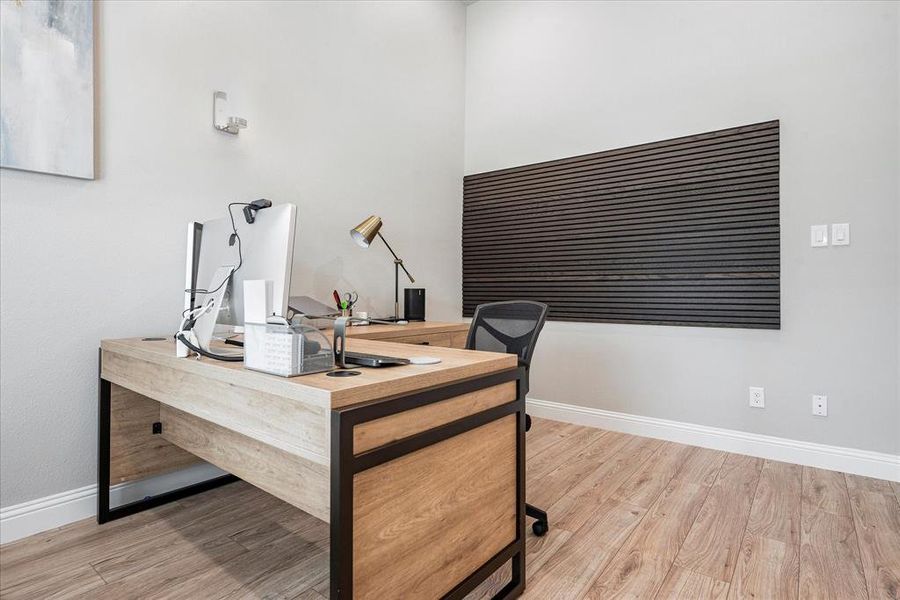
376 231 415 283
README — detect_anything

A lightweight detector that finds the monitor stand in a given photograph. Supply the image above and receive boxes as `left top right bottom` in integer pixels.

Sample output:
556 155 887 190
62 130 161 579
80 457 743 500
190 265 235 352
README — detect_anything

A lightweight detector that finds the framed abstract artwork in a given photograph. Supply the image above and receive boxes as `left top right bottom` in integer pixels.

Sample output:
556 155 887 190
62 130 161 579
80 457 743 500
0 0 95 179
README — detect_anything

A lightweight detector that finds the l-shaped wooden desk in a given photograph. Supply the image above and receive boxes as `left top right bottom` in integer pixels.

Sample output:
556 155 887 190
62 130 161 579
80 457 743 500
98 322 525 599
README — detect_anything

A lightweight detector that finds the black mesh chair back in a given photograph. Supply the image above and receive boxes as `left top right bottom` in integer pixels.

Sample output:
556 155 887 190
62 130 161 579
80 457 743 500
465 300 548 395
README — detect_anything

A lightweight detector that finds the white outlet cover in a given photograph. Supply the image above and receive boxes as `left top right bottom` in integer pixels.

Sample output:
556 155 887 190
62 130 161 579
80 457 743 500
749 386 765 408
812 394 828 416
810 225 828 247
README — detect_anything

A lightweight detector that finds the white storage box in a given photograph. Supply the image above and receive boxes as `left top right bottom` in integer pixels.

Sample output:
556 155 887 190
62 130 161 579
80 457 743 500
243 322 334 377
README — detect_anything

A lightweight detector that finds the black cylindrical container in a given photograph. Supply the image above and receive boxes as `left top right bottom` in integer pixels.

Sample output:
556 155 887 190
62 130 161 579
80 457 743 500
404 288 426 321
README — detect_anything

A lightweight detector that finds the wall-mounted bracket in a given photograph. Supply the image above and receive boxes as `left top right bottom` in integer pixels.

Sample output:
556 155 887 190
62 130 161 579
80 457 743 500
213 91 247 135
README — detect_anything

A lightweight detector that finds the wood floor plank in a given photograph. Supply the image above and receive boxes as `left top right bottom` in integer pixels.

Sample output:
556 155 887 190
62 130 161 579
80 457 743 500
549 434 663 533
612 441 696 508
525 524 574 575
891 481 900 507
228 504 328 551
845 474 900 600
672 446 727 487
588 480 711 599
528 429 631 509
0 481 264 589
524 498 646 599
656 566 730 600
0 562 106 600
90 497 295 583
151 530 328 600
89 537 250 599
799 507 868 599
727 534 799 600
527 426 608 483
674 453 764 582
725 460 802 599
746 460 802 545
291 590 328 600
802 466 852 516
847 473 897 497
0 496 185 574
526 418 580 462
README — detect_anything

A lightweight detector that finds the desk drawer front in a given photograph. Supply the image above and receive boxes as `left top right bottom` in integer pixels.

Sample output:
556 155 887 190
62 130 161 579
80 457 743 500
352 381 515 455
384 332 454 348
352 414 517 600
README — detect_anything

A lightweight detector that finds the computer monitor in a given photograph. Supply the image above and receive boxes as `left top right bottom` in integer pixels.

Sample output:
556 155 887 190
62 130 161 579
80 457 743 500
183 203 296 350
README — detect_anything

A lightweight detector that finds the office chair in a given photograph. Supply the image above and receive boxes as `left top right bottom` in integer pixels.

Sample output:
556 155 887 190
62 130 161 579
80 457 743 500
466 300 550 536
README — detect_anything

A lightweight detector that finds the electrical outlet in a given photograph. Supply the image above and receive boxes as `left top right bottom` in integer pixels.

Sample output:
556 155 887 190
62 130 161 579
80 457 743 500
812 395 827 416
749 387 765 408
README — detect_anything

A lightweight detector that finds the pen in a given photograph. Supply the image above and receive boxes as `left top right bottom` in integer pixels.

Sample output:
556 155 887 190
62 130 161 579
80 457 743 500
333 290 342 310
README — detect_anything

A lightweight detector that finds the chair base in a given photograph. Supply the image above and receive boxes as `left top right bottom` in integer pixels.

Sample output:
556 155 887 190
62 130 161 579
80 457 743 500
526 503 548 536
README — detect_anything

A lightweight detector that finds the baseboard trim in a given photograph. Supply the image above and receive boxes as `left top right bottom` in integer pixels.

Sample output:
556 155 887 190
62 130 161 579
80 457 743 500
0 463 226 545
527 398 900 482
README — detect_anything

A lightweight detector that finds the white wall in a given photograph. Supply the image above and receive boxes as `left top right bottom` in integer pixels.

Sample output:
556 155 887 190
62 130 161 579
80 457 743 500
466 1 899 455
0 0 466 508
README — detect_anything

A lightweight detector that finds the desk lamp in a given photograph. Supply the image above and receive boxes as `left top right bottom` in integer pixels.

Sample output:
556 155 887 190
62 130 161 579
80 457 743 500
350 215 415 321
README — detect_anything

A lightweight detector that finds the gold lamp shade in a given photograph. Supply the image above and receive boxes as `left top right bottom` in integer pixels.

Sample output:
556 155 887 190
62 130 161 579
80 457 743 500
350 215 382 248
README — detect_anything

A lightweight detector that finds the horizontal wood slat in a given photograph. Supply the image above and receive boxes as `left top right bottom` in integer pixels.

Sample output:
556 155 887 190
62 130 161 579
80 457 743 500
465 121 779 182
462 121 780 329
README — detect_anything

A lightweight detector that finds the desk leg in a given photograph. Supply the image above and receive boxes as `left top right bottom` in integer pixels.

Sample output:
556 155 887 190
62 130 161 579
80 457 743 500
330 368 526 600
96 350 239 524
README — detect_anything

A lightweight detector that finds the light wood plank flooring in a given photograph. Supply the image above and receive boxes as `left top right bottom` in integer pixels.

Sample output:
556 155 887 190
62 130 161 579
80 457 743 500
2 418 898 599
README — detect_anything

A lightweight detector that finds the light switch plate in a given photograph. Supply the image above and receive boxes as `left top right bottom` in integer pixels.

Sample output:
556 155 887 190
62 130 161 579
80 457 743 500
832 223 850 246
812 394 827 416
810 225 828 247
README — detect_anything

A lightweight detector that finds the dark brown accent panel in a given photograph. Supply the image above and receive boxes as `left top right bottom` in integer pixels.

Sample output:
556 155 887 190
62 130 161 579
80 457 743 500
462 121 780 329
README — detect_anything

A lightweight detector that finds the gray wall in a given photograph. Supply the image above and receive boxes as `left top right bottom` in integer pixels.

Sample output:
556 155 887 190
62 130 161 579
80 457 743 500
465 1 899 454
0 0 466 508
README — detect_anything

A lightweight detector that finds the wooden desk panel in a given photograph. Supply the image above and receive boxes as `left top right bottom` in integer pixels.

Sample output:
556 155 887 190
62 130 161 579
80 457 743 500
353 414 518 599
102 349 330 466
108 385 200 484
353 381 516 455
101 336 510 410
160 405 330 522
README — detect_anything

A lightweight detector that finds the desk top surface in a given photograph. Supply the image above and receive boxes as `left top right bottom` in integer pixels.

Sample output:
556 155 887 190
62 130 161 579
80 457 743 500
100 334 516 409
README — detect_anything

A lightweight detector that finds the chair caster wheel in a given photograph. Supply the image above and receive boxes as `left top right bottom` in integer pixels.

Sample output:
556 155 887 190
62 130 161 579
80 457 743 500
532 520 548 537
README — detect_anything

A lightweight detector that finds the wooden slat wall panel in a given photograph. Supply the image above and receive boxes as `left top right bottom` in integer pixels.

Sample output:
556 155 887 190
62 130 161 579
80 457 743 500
462 121 780 329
